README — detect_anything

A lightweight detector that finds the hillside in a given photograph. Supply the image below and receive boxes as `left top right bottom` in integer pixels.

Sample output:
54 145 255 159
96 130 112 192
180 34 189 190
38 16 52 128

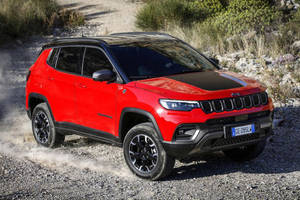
136 0 300 105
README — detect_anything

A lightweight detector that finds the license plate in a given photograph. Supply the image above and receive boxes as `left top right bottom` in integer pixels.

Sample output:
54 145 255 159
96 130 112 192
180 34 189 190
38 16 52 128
231 124 255 137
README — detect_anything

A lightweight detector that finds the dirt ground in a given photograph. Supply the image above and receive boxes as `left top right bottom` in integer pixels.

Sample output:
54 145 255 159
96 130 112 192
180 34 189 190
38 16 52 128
0 1 299 199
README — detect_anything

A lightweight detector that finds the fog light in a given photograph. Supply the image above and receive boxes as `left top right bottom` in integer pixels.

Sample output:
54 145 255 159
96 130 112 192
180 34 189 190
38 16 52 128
175 127 199 140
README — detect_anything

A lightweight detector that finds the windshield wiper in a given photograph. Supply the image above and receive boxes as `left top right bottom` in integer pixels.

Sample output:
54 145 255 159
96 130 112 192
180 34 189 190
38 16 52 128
169 69 204 76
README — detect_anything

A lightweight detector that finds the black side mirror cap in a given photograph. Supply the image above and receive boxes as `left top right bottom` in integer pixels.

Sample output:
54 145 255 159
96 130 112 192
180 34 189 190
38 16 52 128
92 69 116 82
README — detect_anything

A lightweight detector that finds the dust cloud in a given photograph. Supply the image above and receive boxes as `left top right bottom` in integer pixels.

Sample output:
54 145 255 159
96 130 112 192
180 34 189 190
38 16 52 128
0 50 133 179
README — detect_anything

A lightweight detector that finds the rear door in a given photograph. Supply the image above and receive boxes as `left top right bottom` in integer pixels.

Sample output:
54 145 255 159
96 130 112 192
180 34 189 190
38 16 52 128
45 47 84 123
75 47 118 135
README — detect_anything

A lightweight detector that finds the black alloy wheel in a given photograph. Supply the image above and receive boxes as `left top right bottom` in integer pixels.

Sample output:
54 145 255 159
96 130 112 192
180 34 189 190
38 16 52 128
31 103 65 148
123 122 175 180
33 110 50 144
128 134 158 173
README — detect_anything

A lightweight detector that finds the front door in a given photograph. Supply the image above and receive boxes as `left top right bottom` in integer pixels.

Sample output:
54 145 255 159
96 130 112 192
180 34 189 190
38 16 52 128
76 47 118 135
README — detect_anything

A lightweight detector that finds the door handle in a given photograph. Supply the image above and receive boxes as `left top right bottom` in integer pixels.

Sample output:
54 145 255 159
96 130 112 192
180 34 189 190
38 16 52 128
48 77 54 81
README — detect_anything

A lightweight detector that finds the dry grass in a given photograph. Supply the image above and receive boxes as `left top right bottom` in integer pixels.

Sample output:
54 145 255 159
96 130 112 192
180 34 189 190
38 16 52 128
0 0 84 42
163 22 300 59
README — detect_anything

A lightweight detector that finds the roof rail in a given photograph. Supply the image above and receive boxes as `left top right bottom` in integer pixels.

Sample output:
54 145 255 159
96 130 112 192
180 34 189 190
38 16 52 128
110 32 173 38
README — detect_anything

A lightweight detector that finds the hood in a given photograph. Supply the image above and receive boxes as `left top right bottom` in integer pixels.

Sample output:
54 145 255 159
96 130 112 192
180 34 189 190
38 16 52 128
134 71 263 100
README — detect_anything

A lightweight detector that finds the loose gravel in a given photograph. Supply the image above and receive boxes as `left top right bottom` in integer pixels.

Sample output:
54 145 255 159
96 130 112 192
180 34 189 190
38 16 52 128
0 0 299 199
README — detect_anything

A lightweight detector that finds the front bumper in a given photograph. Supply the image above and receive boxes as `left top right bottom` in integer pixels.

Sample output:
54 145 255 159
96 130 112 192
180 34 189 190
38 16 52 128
162 111 273 160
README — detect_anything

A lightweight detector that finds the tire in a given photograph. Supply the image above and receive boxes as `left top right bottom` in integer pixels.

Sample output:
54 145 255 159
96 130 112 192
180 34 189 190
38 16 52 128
123 122 175 180
31 103 65 148
223 139 266 162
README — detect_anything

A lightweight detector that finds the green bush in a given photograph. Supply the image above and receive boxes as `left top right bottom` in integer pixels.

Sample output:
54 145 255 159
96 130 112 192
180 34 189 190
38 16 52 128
208 0 281 34
136 0 297 58
0 0 84 41
137 0 281 34
136 0 211 30
189 0 227 17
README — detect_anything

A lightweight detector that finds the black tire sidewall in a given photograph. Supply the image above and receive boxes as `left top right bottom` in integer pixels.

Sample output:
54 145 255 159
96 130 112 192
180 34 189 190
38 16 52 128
123 124 168 180
31 103 56 148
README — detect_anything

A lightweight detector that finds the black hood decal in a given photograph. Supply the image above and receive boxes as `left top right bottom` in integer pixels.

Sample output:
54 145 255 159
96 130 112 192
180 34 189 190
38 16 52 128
166 71 245 91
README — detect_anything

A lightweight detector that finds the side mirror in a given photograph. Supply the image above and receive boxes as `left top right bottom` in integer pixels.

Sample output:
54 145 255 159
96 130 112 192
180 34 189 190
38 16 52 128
92 69 115 82
209 57 220 65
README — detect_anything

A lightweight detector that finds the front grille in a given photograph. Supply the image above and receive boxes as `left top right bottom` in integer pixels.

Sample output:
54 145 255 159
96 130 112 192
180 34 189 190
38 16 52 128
212 100 223 112
224 98 234 110
244 96 252 107
199 92 268 114
202 101 213 113
203 133 260 148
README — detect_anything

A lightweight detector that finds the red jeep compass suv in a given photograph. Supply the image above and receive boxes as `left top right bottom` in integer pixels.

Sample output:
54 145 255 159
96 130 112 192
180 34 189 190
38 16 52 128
26 32 274 180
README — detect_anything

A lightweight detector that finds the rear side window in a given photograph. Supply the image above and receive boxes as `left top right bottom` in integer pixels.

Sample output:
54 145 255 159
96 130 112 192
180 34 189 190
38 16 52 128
56 47 84 74
82 48 112 77
47 48 59 67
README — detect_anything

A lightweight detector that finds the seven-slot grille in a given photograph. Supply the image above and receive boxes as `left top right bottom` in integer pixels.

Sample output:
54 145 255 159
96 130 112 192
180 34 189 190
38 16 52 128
199 92 268 113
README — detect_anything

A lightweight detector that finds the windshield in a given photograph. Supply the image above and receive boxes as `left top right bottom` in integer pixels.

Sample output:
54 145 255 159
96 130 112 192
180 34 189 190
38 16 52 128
109 40 217 81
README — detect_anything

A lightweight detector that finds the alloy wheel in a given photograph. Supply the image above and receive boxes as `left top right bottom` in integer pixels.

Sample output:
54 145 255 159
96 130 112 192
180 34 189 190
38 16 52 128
128 134 158 173
33 110 50 144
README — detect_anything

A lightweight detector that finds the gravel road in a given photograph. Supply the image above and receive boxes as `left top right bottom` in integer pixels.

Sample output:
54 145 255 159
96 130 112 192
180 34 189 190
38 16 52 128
0 1 300 199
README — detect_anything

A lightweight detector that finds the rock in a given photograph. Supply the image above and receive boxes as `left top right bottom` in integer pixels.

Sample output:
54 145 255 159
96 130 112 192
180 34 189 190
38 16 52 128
273 119 285 127
274 54 296 64
280 0 299 10
227 51 245 61
292 87 300 98
292 41 300 52
281 72 293 85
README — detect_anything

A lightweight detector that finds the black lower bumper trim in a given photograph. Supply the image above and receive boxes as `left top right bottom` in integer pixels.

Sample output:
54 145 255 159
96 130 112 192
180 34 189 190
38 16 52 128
162 115 273 159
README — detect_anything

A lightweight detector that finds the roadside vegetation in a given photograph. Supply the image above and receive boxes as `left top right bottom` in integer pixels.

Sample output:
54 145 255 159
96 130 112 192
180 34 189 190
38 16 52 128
0 0 84 43
136 0 300 101
136 0 299 56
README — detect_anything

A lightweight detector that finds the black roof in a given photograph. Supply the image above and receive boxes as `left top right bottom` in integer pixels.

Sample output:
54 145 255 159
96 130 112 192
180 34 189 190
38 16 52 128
43 32 176 48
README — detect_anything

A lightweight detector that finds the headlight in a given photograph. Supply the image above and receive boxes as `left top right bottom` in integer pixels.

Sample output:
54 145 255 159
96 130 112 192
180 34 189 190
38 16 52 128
159 99 200 111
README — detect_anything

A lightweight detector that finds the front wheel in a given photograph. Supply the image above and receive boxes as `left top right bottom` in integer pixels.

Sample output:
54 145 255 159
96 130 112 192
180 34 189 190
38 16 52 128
123 122 175 180
223 140 266 162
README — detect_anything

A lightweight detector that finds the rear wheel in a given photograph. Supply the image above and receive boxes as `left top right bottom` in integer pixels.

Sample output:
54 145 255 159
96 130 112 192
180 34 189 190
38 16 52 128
223 140 266 162
123 122 175 180
32 103 65 148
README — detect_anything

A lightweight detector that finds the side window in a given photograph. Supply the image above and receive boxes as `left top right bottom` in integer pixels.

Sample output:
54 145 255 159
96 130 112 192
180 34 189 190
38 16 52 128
47 48 59 67
56 47 84 74
83 48 113 77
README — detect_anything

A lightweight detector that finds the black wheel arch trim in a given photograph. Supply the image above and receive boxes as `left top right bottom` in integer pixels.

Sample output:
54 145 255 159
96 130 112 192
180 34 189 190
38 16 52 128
119 108 163 141
28 93 55 121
